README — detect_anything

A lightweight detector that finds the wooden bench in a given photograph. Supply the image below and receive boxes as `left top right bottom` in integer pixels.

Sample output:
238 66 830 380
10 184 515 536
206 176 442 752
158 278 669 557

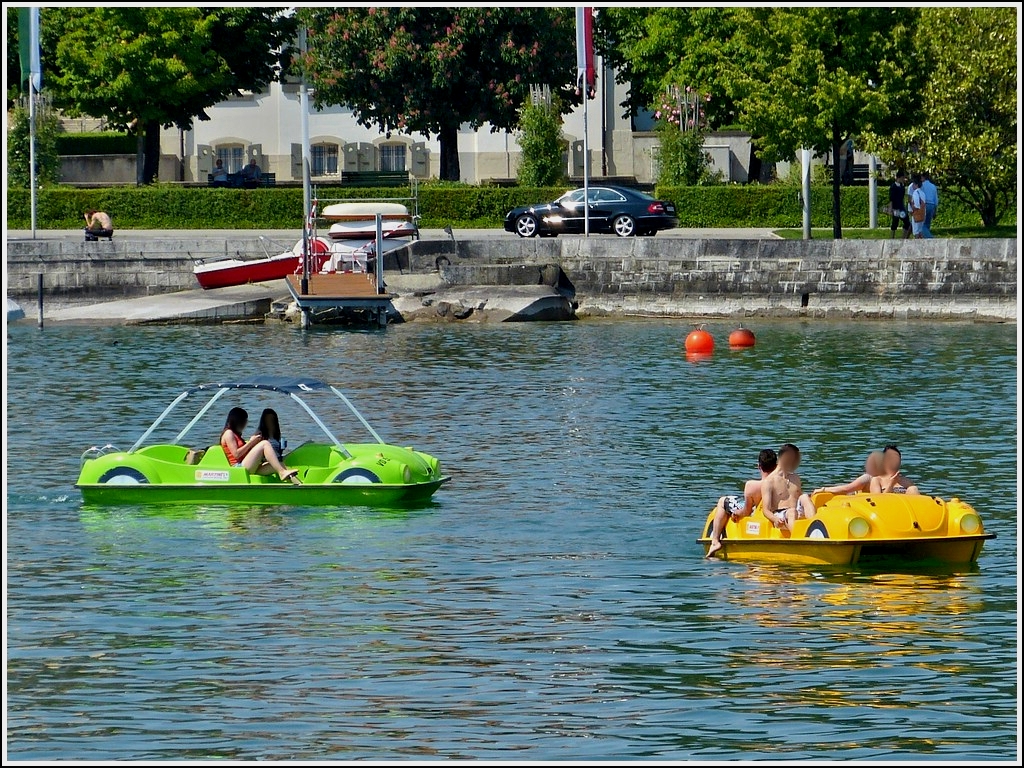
207 172 276 188
340 171 409 187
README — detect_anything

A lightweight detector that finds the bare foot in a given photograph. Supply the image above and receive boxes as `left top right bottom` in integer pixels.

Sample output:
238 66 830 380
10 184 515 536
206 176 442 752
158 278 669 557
706 540 723 559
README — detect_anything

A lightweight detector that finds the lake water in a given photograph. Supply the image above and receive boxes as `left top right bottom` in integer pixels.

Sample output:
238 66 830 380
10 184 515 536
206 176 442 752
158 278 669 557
4 318 1018 760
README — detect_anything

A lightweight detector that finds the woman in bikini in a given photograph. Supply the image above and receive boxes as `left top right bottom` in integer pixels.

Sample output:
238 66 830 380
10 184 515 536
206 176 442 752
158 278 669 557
220 407 301 484
869 444 919 495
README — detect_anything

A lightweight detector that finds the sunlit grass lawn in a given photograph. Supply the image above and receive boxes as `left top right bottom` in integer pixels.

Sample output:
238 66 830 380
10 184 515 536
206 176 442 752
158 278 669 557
773 225 1017 239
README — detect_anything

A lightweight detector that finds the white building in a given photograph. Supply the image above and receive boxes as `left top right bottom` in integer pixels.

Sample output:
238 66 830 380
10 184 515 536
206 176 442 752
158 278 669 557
156 61 759 186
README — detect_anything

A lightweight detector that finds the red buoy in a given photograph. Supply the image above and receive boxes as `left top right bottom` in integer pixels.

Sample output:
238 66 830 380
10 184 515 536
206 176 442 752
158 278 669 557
685 327 715 355
728 326 756 349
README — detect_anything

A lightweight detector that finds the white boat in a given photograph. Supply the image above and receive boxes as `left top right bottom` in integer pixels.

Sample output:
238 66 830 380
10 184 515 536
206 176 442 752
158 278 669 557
314 201 418 274
321 202 413 220
321 202 419 240
326 219 419 240
7 297 26 322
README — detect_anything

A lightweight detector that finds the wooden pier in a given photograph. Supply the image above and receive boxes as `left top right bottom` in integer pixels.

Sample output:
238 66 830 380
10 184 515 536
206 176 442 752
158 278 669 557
285 272 394 326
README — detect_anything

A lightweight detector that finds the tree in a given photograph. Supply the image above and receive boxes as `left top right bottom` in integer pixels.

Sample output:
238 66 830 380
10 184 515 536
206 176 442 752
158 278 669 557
298 7 580 182
6 101 63 188
727 8 922 238
864 8 1016 227
516 93 565 187
44 7 296 184
652 88 720 187
596 8 740 130
6 8 21 108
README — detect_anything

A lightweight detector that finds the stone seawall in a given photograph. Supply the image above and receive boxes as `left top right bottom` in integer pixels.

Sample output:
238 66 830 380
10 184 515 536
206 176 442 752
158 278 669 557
409 237 1018 321
6 234 1017 321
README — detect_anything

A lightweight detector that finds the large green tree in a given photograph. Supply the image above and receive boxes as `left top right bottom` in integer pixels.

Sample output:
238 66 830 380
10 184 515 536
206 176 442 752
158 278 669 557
728 8 921 238
298 7 579 182
596 8 740 130
865 7 1016 227
44 7 295 184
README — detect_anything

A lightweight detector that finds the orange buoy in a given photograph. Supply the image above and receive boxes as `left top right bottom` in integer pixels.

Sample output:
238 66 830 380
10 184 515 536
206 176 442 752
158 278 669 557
729 326 756 349
685 326 715 355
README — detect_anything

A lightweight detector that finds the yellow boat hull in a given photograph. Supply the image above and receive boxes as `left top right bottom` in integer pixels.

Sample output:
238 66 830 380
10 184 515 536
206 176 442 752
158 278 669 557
698 492 995 566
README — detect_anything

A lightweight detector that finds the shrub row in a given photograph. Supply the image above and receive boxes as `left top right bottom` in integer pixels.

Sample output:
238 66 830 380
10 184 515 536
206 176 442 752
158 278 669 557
6 183 1012 230
55 132 137 156
653 184 1008 229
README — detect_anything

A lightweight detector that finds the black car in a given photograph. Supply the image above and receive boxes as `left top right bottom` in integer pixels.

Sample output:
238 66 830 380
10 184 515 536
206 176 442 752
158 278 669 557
504 185 678 238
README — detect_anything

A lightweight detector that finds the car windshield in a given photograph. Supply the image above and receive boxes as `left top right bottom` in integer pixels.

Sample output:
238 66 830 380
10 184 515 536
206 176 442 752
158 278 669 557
632 189 656 201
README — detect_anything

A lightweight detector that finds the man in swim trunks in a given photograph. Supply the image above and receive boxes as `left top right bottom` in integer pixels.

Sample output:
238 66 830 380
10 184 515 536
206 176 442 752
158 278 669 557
761 443 816 534
706 448 777 558
869 444 920 495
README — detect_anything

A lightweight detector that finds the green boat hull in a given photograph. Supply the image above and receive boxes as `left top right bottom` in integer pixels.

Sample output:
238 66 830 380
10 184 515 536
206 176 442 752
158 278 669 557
77 441 448 508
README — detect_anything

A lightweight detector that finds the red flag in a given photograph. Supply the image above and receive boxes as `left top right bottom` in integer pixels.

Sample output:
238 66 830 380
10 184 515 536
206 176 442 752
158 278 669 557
576 7 595 99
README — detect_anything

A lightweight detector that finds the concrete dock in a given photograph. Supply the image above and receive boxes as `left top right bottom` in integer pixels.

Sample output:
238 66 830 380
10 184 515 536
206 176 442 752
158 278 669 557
42 282 284 324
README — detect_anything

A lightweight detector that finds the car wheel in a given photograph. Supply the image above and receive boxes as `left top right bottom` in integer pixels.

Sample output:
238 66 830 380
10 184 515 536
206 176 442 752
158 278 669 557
613 215 636 237
515 214 539 238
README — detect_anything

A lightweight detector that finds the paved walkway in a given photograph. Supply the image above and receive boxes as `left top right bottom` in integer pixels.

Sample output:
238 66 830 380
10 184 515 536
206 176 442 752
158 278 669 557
6 227 781 242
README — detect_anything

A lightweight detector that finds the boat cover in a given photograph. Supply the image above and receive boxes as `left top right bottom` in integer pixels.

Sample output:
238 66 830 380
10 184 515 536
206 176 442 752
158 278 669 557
187 376 331 395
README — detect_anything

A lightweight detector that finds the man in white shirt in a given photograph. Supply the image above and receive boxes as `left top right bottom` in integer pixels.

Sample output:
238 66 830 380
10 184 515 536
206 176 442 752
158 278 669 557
920 173 939 238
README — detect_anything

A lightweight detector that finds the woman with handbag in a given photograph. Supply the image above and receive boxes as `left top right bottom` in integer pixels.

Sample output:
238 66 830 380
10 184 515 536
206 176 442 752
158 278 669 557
909 173 927 239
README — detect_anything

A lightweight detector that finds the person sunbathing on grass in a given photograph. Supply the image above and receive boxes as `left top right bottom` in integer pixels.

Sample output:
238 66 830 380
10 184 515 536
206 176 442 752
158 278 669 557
220 406 301 484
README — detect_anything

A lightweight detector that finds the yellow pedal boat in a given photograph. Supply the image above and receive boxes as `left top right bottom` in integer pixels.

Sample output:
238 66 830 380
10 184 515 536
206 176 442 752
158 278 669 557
698 491 995 566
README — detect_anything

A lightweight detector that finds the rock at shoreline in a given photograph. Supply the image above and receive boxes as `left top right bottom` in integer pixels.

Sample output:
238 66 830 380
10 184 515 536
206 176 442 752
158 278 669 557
392 285 575 323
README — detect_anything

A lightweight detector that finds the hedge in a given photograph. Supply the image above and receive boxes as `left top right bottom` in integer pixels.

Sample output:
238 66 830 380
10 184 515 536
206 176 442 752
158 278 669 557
56 132 137 156
653 184 1011 229
6 183 1013 230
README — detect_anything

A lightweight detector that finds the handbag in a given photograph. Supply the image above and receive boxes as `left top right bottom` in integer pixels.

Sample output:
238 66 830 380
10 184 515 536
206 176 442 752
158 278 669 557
912 204 926 223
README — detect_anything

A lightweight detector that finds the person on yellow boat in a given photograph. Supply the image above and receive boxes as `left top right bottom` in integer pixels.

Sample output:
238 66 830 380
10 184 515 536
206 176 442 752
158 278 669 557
761 443 816 534
706 448 778 558
870 444 920 495
813 450 884 496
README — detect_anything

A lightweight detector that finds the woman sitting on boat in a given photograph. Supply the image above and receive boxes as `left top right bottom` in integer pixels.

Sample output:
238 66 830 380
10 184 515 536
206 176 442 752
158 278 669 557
869 444 919 495
220 407 301 484
257 408 285 460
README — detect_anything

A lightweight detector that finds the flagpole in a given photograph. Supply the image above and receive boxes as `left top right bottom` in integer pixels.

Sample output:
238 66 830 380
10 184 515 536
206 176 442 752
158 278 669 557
29 69 37 238
583 92 589 237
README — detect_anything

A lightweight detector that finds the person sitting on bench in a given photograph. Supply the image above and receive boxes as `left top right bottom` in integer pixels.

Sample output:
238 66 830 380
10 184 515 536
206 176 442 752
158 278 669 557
84 209 113 241
210 158 230 187
240 158 262 188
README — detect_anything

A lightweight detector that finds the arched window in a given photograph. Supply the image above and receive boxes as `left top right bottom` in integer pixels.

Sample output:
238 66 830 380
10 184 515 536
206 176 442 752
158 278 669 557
216 143 245 173
311 142 339 177
379 143 407 172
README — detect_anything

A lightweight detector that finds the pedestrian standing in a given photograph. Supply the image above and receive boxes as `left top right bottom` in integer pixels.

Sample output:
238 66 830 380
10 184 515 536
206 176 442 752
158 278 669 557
888 171 911 239
909 173 927 240
920 172 939 238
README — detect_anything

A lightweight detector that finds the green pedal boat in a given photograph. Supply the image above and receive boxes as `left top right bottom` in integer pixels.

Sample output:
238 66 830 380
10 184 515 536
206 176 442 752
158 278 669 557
76 376 449 506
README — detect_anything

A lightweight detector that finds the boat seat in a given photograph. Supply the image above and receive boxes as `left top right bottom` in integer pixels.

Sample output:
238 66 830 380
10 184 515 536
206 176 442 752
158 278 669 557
197 445 232 468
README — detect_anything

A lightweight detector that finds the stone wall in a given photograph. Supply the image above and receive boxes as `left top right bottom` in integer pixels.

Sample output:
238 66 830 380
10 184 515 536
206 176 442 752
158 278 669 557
6 234 1017 320
60 154 181 184
6 236 263 300
406 237 1018 321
